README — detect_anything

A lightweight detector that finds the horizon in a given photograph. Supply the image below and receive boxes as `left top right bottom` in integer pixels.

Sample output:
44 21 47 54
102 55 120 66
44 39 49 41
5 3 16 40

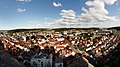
0 0 120 30
0 26 120 31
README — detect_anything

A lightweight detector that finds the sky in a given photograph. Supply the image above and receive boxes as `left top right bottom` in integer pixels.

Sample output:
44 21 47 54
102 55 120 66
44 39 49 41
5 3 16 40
0 0 120 30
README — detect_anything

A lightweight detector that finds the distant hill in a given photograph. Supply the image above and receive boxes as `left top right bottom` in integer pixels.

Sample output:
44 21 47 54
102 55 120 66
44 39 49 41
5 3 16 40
108 26 120 30
7 28 48 33
6 26 120 33
7 27 100 33
52 28 100 31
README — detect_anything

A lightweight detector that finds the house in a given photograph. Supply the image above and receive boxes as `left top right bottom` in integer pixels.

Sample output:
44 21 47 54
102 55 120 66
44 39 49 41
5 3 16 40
30 52 53 67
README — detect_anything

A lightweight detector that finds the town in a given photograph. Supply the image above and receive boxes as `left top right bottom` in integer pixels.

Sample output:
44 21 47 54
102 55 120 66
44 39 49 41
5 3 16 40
0 28 120 67
1 0 120 67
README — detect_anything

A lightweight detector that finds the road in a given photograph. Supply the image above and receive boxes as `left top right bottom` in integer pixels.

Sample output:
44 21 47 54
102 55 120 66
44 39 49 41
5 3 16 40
69 43 94 67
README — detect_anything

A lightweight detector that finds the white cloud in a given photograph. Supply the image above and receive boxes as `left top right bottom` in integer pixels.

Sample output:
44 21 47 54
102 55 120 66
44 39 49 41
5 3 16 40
16 0 32 2
58 10 76 24
50 0 119 28
17 8 26 13
79 0 118 22
53 2 62 7
103 0 117 5
10 0 119 29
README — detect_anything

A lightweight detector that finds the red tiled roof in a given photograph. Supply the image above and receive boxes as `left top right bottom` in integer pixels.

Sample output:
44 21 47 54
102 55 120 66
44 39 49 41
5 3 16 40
56 46 65 48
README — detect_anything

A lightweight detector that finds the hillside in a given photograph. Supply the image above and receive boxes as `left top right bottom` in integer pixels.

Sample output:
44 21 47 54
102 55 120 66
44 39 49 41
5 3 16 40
108 26 120 30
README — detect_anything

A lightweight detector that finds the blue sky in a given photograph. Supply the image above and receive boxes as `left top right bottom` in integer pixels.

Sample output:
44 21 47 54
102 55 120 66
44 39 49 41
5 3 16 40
0 0 120 30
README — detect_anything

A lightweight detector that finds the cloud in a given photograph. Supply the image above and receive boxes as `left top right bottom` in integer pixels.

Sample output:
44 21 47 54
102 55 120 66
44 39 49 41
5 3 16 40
53 2 62 7
78 0 118 22
16 0 32 2
58 10 76 24
104 0 117 5
17 8 26 13
50 0 119 28
14 0 119 29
